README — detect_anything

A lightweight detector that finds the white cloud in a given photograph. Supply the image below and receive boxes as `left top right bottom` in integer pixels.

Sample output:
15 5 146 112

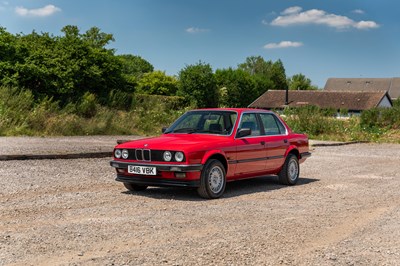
353 9 365 14
355 20 379 29
270 6 379 30
15 4 61 17
186 27 209 34
264 41 303 49
281 6 302 15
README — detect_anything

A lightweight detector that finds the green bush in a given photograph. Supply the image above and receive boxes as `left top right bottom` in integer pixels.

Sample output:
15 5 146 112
76 92 97 118
281 105 384 142
283 105 340 137
133 94 189 111
0 86 34 135
132 94 191 135
361 105 400 130
107 89 133 110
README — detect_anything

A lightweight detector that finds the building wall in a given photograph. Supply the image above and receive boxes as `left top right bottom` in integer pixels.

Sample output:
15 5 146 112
377 96 393 108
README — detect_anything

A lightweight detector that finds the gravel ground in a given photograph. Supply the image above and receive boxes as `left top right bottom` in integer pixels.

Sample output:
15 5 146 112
0 136 141 155
0 138 399 265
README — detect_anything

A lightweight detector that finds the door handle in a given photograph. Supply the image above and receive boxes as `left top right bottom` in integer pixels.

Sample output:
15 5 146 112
283 139 288 143
260 141 265 145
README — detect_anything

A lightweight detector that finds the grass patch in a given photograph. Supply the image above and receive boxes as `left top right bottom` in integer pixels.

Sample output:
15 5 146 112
0 86 189 137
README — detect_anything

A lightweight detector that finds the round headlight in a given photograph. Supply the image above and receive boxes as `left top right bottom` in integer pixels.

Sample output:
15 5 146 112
122 149 129 159
114 149 122 159
175 152 184 162
163 151 172 161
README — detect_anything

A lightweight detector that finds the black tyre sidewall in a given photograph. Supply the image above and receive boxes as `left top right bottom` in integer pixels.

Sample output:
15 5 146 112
279 154 299 186
198 159 226 199
123 183 148 191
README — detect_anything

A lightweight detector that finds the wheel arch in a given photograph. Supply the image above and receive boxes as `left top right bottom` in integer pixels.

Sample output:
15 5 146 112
286 146 300 159
201 151 228 173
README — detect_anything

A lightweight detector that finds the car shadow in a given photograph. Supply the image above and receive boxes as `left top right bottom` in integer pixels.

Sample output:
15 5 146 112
121 175 319 201
223 176 318 198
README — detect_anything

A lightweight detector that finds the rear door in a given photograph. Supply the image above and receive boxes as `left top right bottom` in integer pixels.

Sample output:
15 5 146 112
258 113 289 172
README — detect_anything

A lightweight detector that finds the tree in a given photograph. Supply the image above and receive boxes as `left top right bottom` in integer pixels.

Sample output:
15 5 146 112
82 26 114 48
270 60 288 90
117 54 154 78
136 71 178 96
287 73 318 90
178 62 218 108
238 56 272 76
215 68 257 107
0 26 127 105
238 56 286 93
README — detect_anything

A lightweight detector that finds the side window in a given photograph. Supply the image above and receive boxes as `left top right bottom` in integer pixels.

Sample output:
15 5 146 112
239 113 261 136
259 113 285 135
275 116 287 135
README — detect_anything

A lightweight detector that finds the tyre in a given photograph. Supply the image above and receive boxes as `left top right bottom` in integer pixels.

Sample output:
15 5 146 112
278 153 299 185
197 159 226 199
123 183 148 191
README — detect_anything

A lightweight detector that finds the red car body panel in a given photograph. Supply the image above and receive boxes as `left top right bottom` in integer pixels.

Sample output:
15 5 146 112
110 108 310 189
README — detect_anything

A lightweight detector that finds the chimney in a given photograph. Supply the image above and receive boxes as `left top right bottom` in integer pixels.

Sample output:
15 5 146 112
285 87 289 105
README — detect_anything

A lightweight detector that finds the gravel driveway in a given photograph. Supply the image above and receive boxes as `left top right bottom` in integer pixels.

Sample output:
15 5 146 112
0 137 399 265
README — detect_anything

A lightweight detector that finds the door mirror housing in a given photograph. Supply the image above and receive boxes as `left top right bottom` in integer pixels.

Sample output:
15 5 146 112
237 128 251 138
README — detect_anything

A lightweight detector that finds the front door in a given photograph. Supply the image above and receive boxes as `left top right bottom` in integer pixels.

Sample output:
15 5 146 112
234 113 267 175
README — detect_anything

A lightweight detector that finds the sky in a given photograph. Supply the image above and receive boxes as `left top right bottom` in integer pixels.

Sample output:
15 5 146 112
0 0 399 88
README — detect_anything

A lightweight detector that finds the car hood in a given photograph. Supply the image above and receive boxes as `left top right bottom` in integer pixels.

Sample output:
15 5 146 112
116 134 232 152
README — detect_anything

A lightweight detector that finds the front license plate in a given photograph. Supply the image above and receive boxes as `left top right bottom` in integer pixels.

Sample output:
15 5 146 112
128 165 157 175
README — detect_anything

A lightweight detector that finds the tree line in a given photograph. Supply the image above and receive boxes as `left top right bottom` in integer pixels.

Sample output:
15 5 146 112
0 25 317 109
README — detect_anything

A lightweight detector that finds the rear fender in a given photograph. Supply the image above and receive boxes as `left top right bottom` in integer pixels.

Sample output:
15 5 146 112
285 146 300 159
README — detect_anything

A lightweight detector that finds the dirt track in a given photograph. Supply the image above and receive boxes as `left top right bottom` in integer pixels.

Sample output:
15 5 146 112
0 139 399 265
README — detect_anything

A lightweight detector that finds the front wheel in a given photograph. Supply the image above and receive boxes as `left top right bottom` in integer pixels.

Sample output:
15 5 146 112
278 154 299 185
123 183 148 192
197 159 226 199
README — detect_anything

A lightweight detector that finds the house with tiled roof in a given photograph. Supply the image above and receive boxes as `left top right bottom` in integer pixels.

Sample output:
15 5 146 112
324 78 400 100
248 90 392 116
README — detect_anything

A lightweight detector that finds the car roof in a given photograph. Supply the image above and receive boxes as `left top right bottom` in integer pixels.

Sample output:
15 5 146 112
191 108 272 113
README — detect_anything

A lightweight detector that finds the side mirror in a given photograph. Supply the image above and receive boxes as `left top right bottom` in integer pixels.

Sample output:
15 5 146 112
237 128 251 138
162 127 168 133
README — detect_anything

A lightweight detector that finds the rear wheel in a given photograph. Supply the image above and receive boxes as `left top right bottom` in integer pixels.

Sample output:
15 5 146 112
123 183 148 191
278 154 299 185
197 159 226 199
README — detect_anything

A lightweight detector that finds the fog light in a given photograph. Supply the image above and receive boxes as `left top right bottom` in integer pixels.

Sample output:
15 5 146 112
175 172 186 178
116 168 125 174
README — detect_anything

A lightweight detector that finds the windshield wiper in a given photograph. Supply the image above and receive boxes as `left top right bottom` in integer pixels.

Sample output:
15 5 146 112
170 128 197 133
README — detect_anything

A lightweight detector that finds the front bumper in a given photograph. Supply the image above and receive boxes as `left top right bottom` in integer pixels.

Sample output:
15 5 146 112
115 174 200 188
110 160 203 188
109 161 203 172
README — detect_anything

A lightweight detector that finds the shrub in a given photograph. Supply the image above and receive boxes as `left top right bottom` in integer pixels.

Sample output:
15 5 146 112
0 86 34 135
107 89 133 110
76 92 97 118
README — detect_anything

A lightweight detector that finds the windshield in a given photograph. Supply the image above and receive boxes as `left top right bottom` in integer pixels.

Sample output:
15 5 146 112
164 111 238 136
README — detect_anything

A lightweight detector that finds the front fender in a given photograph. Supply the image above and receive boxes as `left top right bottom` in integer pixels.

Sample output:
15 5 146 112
201 150 227 165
